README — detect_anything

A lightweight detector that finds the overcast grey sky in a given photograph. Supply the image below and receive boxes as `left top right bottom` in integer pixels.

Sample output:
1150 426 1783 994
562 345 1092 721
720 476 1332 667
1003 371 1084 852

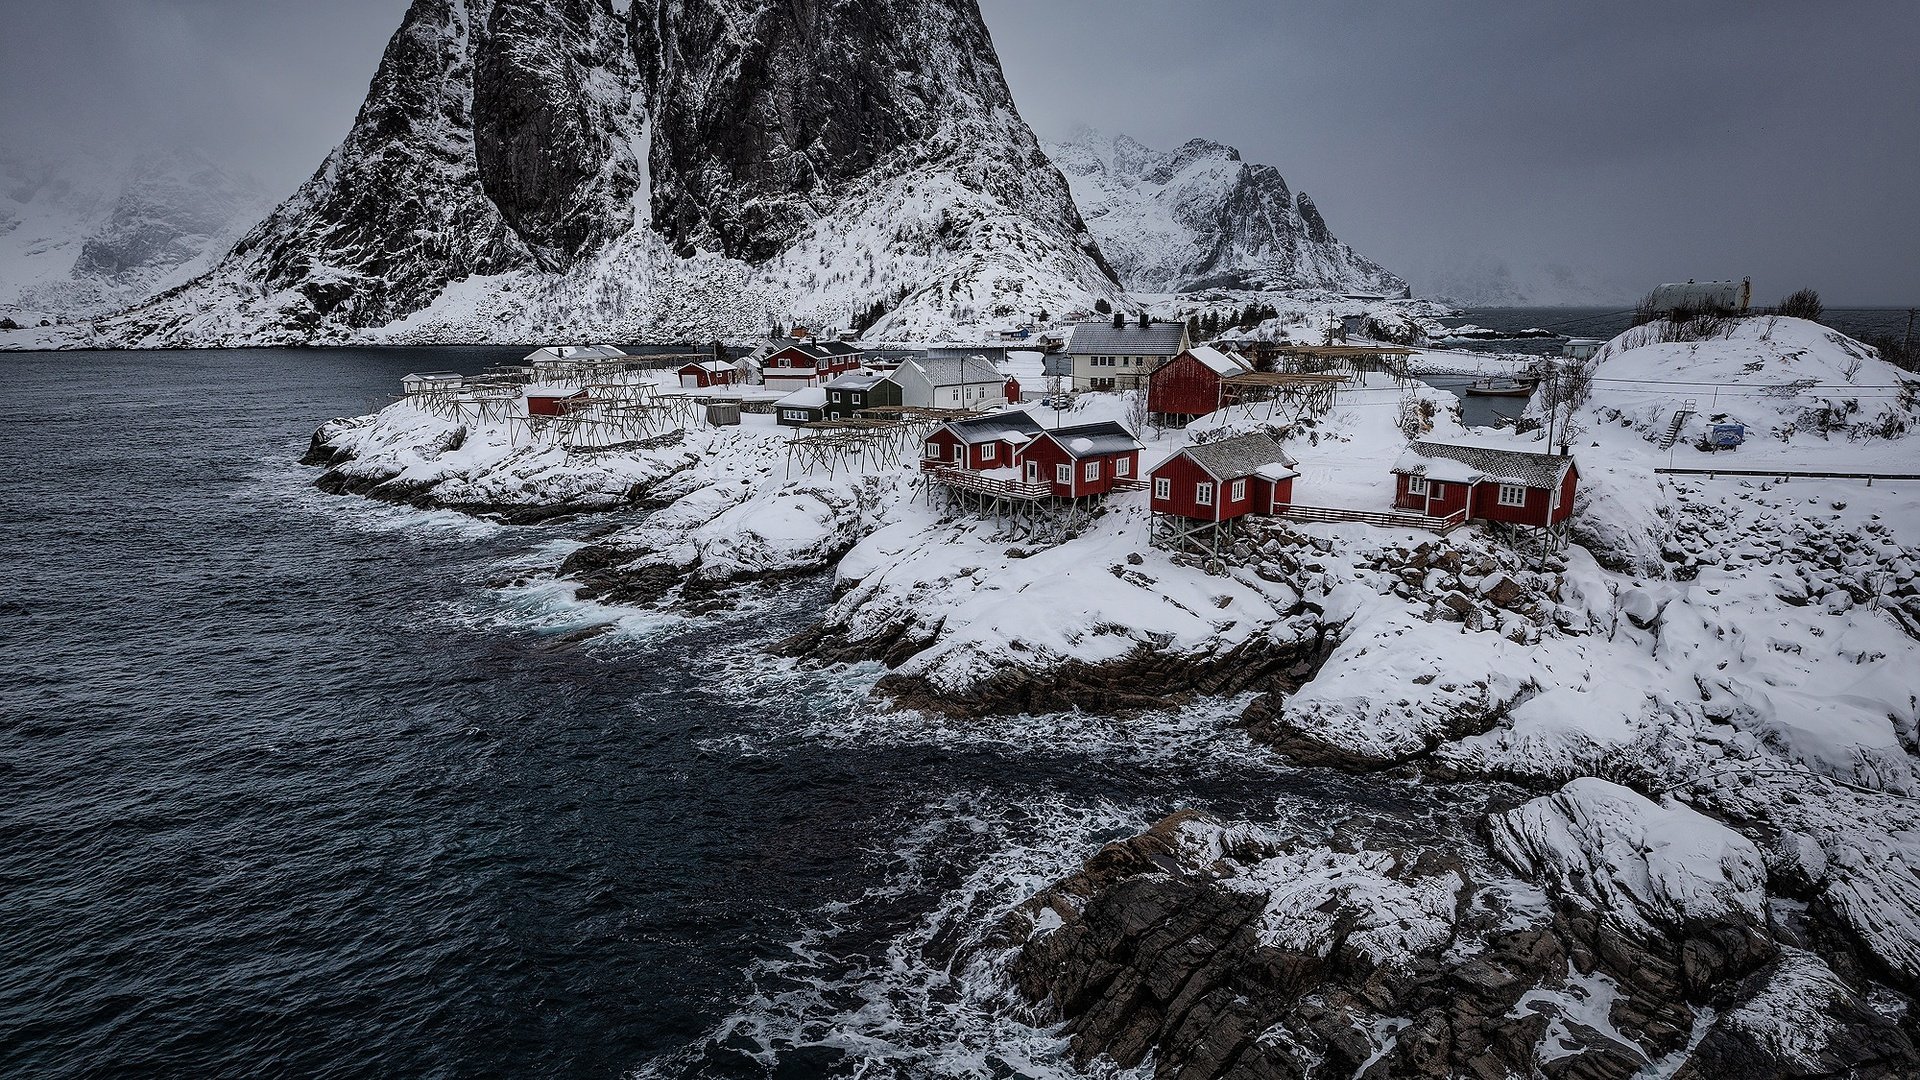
5 0 1916 304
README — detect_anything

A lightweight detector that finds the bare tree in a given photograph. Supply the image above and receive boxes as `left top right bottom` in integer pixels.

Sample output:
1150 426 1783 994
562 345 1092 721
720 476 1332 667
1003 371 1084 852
1125 386 1151 438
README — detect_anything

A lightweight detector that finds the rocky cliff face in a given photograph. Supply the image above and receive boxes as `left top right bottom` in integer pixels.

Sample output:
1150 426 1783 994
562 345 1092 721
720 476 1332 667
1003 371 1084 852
87 0 1122 347
1046 128 1406 297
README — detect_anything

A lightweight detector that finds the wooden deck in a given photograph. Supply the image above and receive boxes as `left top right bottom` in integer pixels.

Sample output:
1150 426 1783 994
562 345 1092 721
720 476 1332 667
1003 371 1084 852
926 466 1053 501
1276 503 1468 534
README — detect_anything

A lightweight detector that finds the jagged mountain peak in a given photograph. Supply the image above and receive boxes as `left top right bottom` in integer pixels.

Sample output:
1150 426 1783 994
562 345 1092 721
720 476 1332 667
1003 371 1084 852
81 0 1123 346
1043 127 1405 297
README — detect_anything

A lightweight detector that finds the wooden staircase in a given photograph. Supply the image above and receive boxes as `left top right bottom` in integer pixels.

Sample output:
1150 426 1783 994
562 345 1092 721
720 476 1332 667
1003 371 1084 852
1660 399 1697 450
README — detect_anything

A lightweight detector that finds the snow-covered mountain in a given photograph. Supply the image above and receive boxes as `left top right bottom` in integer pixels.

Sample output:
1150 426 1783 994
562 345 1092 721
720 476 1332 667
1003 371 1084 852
0 147 266 326
81 0 1124 348
1044 128 1406 297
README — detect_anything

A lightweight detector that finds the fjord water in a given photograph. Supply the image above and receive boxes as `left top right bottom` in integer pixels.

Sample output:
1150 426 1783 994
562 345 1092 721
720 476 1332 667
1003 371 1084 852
0 348 1451 1078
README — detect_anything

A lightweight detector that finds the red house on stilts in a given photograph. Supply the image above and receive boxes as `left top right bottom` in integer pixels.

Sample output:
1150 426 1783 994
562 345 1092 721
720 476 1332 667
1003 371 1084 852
1390 441 1578 530
1148 432 1298 553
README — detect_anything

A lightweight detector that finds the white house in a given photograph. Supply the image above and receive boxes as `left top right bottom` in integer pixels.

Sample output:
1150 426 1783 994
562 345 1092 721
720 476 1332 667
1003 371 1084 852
1066 321 1191 391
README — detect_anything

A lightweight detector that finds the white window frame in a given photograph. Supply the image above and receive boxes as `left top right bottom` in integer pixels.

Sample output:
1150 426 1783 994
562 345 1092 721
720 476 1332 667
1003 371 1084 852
1405 476 1428 496
1230 478 1247 502
831 392 842 403
1497 483 1528 507
783 409 805 421
1055 463 1070 485
1084 460 1100 481
924 445 940 460
953 443 966 463
1196 481 1214 506
982 443 997 461
1116 458 1131 477
1153 477 1171 499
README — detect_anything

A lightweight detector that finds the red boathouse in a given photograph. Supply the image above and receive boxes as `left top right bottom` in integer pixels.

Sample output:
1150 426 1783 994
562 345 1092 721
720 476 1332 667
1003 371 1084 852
1146 346 1253 425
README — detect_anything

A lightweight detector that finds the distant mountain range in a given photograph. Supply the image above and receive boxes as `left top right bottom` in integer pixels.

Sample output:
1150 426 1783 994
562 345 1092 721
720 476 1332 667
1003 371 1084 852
1414 253 1637 308
1044 128 1406 297
0 147 267 325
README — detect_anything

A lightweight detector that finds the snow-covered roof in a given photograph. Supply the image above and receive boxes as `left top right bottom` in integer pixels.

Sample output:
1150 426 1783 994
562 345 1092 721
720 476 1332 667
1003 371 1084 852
766 341 835 362
826 371 892 391
817 341 862 356
1649 279 1749 313
940 410 1045 445
777 387 829 408
913 355 1006 389
1168 432 1297 481
1255 461 1300 482
523 383 588 398
1393 441 1574 489
680 360 732 373
1183 345 1251 376
403 370 465 382
1045 421 1144 458
525 344 628 363
1067 321 1189 356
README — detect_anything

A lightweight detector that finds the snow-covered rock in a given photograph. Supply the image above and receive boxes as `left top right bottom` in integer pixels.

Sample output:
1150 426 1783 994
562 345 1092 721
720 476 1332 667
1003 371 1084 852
1487 778 1768 935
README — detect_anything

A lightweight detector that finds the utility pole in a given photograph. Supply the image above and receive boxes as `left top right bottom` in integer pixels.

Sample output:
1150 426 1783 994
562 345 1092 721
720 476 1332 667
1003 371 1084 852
1903 308 1915 354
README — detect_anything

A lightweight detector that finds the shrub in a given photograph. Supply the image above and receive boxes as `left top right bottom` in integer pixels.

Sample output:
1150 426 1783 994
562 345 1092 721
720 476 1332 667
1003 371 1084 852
1776 288 1824 323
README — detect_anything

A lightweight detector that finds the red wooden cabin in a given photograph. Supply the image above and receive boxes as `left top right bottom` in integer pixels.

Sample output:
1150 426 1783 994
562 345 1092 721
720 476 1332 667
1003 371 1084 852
1150 432 1298 522
1015 422 1144 498
761 342 863 388
922 411 1045 471
1147 346 1252 424
525 384 590 416
678 360 736 388
1391 441 1578 526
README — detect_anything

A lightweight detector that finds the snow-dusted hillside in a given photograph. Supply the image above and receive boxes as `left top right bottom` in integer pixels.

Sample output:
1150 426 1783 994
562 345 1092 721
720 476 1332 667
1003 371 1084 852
1045 128 1406 297
34 0 1123 350
0 146 266 326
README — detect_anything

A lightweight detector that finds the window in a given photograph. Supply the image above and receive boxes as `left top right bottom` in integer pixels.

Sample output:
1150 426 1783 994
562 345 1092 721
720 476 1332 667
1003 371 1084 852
1084 461 1100 481
1498 484 1528 507
783 409 805 421
1230 478 1247 502
1153 477 1171 499
953 444 965 462
1196 482 1214 506
1432 483 1446 498
1116 458 1131 477
1056 464 1071 485
831 392 842 403
924 445 940 460
982 443 997 461
1406 476 1428 496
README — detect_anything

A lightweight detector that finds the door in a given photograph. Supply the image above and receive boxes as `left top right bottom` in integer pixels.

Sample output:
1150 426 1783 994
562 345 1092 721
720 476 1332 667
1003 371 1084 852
1025 462 1038 483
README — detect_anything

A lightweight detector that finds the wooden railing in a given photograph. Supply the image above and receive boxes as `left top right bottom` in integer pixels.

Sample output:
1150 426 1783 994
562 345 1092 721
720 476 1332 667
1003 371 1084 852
1277 503 1468 534
927 466 1053 500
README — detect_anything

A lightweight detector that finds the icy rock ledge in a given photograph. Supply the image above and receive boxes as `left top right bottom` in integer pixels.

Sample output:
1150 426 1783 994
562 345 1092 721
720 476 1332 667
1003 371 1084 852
990 807 1920 1080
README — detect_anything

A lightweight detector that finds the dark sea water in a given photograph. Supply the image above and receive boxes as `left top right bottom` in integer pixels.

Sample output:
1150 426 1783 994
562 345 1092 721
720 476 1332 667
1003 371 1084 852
0 348 1460 1078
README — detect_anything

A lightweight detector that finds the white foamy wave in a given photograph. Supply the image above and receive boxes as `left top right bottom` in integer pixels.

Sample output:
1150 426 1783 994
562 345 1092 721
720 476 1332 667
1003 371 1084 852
635 790 1155 1079
447 575 684 640
243 460 506 541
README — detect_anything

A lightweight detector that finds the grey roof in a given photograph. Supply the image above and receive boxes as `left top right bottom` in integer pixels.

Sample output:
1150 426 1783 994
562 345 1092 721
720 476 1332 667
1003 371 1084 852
943 410 1046 445
1171 432 1297 481
1045 421 1145 458
767 340 834 360
1396 441 1575 489
826 371 891 391
915 355 1006 388
817 341 862 356
1066 321 1189 356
